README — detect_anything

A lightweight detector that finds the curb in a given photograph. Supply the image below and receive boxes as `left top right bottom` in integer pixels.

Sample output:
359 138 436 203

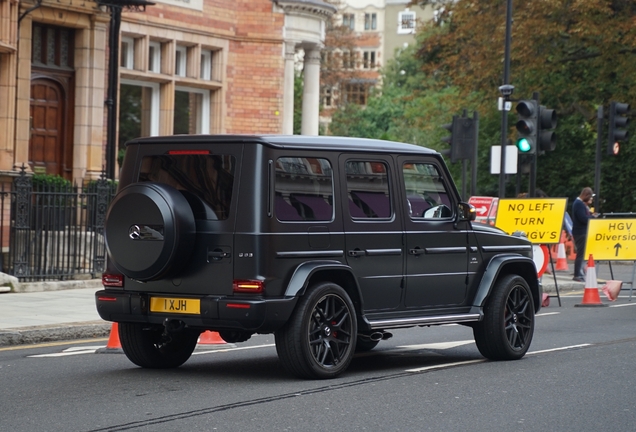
0 321 110 347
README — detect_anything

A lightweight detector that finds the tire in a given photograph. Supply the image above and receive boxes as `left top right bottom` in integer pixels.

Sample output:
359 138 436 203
119 322 200 368
473 274 535 360
355 336 380 353
105 183 196 281
275 282 357 379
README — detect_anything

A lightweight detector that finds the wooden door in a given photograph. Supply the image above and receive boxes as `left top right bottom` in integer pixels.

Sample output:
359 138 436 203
29 78 65 177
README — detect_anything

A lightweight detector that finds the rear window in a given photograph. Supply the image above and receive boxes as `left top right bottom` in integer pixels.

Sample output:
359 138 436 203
138 154 235 220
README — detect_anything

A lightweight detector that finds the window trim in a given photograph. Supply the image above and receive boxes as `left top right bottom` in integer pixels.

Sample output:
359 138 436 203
398 10 416 34
120 37 134 69
120 79 160 136
175 45 187 77
174 86 211 134
148 41 161 73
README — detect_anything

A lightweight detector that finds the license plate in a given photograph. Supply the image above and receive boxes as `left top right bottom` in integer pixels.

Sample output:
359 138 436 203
149 297 200 315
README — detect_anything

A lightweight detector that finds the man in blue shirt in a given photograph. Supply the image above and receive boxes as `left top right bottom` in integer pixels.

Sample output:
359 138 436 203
572 187 596 282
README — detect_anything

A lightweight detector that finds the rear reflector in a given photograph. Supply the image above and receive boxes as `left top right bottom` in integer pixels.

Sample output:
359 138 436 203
233 279 264 294
102 273 124 287
226 303 251 309
167 150 210 155
97 296 118 302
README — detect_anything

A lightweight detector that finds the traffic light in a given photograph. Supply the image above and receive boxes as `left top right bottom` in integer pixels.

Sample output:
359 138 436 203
538 105 557 153
608 101 629 155
441 115 477 163
441 115 460 163
515 100 538 154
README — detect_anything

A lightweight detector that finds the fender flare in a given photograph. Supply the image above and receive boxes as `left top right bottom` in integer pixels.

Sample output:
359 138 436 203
471 254 541 313
284 260 362 299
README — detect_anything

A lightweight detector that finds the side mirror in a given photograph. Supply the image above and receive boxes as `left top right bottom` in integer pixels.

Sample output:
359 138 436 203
458 202 476 222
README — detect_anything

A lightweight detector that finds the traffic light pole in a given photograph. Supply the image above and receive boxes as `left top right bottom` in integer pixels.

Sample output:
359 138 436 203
594 106 603 212
529 92 539 197
498 0 513 198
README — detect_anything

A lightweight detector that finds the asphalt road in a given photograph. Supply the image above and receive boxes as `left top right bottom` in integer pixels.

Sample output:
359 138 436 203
1 294 635 432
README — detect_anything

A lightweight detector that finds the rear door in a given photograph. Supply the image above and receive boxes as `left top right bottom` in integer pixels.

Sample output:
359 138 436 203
132 142 242 296
398 157 469 309
339 155 404 312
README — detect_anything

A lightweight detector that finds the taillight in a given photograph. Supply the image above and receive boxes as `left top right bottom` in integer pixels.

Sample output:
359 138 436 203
232 279 264 294
102 273 124 287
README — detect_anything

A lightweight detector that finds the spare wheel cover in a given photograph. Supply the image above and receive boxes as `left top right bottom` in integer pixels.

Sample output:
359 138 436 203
105 183 196 281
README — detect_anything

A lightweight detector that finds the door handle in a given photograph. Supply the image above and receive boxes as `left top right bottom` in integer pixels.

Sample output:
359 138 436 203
348 249 366 257
409 248 425 256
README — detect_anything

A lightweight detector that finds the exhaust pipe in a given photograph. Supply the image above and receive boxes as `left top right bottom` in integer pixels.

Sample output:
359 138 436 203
367 331 393 341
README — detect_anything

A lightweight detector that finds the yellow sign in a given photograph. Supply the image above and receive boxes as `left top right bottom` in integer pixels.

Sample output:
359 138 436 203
585 218 636 261
495 198 567 244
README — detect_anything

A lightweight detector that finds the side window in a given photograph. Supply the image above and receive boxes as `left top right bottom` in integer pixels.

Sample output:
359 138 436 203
346 160 391 219
403 162 452 219
275 157 334 222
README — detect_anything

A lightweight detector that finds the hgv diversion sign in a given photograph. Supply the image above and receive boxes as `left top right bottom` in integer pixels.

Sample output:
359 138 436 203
585 218 636 261
495 198 568 244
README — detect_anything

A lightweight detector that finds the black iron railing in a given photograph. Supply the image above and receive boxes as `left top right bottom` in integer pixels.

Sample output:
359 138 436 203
0 168 116 281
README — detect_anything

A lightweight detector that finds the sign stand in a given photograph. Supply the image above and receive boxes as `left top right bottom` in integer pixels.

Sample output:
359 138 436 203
546 248 562 306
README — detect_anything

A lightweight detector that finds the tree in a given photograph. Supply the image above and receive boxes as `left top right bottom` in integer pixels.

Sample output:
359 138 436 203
333 0 636 210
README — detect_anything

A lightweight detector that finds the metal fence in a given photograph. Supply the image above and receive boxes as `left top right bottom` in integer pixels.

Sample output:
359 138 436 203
0 168 117 281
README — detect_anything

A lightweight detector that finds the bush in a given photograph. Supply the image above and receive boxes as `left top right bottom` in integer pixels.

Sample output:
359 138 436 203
31 174 72 192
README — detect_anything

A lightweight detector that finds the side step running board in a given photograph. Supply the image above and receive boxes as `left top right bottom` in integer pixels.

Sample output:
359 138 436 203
368 313 481 330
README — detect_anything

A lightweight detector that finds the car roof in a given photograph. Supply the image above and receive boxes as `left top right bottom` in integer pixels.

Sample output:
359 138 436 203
126 134 438 155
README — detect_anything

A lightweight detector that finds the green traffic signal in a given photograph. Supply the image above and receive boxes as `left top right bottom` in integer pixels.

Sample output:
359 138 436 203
516 137 532 153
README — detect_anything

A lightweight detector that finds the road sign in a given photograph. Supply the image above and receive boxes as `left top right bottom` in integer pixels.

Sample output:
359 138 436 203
585 218 636 261
468 196 495 218
495 198 568 244
532 244 549 277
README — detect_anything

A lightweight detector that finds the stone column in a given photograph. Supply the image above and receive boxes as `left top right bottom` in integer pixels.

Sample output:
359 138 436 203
282 41 296 135
301 46 321 136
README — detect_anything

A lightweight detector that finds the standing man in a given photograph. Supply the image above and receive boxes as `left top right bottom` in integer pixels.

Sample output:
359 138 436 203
572 187 596 282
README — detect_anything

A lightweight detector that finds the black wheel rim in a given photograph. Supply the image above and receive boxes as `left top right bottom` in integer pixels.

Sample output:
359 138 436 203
504 285 533 351
308 294 353 369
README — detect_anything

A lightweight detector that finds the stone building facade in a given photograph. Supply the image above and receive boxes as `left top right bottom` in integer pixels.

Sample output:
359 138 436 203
0 0 334 254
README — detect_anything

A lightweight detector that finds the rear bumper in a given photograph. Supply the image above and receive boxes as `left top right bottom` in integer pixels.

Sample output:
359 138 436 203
95 290 297 333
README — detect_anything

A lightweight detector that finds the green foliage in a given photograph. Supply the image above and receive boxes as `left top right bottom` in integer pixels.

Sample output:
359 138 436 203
31 174 72 191
328 0 636 211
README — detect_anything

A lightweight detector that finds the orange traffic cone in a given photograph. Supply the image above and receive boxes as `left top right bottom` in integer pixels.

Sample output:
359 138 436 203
555 232 568 271
602 280 623 302
575 255 607 307
198 331 226 345
96 323 123 353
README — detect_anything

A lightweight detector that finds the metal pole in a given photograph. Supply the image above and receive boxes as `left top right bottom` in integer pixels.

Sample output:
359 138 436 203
529 92 539 197
499 0 513 198
471 111 479 197
106 6 122 180
594 106 603 212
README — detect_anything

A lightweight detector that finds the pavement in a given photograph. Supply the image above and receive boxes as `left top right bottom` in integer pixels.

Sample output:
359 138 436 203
1 261 634 347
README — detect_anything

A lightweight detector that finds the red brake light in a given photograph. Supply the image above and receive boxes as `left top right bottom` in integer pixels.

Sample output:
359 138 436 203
167 150 210 155
233 279 264 294
102 273 124 287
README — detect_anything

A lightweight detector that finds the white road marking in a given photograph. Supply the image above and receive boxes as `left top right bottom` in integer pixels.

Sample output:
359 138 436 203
406 359 484 373
536 312 560 316
28 346 104 358
610 302 636 308
396 340 474 351
527 344 591 355
191 343 275 356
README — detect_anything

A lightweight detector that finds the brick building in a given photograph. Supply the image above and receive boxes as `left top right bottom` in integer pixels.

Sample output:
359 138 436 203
0 0 334 260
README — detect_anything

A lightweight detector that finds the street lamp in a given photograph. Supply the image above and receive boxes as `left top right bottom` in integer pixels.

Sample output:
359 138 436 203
97 0 154 180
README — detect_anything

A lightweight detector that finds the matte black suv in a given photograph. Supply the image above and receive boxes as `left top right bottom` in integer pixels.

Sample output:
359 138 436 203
96 135 541 379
